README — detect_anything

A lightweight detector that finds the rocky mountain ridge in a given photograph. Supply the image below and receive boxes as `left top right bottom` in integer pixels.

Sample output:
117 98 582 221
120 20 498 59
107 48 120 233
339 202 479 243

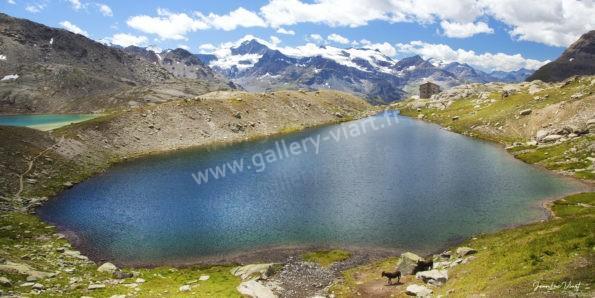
0 13 234 114
527 30 595 82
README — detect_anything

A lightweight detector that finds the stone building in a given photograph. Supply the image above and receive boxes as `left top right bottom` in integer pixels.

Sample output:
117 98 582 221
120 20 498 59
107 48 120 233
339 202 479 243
419 82 441 99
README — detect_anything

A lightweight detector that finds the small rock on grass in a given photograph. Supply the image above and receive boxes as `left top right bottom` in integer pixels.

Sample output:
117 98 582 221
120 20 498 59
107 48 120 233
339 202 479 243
199 275 210 281
97 262 118 274
179 285 191 292
456 247 477 257
88 283 106 290
406 284 433 297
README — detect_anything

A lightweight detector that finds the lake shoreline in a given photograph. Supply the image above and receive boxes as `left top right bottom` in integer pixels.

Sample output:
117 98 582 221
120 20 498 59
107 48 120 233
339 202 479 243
34 111 588 268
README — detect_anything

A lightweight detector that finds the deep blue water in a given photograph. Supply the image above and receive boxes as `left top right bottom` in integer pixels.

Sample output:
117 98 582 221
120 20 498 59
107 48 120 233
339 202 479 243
37 113 581 265
0 114 97 130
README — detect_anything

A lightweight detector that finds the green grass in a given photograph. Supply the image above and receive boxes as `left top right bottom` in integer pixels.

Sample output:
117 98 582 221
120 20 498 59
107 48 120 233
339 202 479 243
302 249 352 267
0 212 241 298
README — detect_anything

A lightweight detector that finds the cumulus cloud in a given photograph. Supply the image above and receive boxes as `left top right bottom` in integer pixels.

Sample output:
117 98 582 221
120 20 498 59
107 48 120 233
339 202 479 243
198 43 217 53
306 34 324 43
97 3 113 17
198 7 266 31
258 0 593 46
177 44 190 50
276 28 295 35
7 0 16 5
127 8 209 40
105 33 148 47
480 0 595 47
395 40 548 71
25 3 46 13
270 35 281 46
59 20 89 37
327 33 350 44
67 0 82 10
440 21 493 38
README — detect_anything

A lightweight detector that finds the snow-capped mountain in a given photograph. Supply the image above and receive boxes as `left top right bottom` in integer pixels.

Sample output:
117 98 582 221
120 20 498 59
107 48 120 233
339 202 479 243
126 40 532 103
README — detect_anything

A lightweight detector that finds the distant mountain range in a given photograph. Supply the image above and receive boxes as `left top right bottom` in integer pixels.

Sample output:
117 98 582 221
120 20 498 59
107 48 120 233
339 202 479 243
527 30 595 82
189 40 533 103
120 39 535 104
0 12 541 113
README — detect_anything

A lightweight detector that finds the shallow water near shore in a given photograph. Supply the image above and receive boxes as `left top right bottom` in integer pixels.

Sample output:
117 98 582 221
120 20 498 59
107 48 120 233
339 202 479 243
37 112 582 265
0 114 98 130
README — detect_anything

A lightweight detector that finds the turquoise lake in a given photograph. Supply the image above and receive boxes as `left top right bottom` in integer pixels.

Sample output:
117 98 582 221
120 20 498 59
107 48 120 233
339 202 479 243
37 112 582 265
0 114 98 130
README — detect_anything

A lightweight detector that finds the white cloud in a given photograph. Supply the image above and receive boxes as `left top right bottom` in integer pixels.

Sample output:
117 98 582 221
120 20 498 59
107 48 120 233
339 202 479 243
270 35 281 46
25 3 46 13
67 0 82 10
364 42 397 57
106 33 148 47
276 27 295 35
178 44 190 50
198 43 217 53
440 21 493 38
260 0 390 28
258 0 594 46
126 7 265 40
327 33 350 44
306 34 324 43
480 0 595 47
97 4 113 17
59 21 89 37
127 8 209 40
198 7 266 31
395 40 548 71
7 0 16 5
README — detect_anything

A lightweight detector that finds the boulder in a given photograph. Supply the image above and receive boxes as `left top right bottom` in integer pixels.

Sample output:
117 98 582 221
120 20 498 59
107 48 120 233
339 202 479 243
32 283 44 290
97 262 118 274
543 134 563 142
406 284 433 297
231 264 275 280
113 271 133 279
0 261 51 280
237 280 277 298
63 250 89 260
528 85 542 95
179 285 191 292
535 129 550 141
519 109 532 116
416 269 448 285
396 252 425 275
0 277 12 287
456 247 477 257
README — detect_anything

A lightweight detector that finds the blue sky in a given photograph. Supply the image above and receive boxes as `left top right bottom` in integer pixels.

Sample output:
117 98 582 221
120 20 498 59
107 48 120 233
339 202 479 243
2 0 593 72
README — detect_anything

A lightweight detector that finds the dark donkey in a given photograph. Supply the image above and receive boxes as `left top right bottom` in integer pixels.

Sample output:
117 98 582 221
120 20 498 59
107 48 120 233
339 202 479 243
381 270 401 285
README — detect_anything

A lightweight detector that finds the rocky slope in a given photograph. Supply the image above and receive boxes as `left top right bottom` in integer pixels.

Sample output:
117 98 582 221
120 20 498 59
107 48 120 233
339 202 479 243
0 13 234 114
527 30 595 82
0 90 371 206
